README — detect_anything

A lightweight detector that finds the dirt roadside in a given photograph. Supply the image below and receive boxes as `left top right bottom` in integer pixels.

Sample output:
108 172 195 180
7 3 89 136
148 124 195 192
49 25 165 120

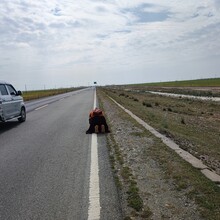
97 89 220 220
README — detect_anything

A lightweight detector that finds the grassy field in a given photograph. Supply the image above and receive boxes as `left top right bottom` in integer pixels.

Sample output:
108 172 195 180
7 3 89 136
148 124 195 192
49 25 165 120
102 87 220 175
117 78 220 97
22 87 84 101
132 78 220 87
98 88 220 219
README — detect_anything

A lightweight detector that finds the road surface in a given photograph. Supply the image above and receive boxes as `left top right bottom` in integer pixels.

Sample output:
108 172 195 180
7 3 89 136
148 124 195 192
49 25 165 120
0 87 122 220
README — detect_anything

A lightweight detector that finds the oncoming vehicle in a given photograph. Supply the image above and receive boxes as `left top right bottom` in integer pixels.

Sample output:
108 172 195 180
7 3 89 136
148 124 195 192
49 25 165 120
0 81 26 123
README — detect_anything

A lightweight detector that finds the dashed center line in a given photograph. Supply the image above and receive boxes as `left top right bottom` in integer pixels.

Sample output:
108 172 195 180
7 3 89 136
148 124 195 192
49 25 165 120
35 104 48 111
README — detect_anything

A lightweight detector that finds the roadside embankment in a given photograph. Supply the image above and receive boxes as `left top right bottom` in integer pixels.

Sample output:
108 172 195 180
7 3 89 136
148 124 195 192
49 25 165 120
97 88 220 220
102 87 220 176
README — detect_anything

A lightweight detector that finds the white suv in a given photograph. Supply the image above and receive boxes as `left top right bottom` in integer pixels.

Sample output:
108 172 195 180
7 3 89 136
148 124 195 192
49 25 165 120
0 81 26 122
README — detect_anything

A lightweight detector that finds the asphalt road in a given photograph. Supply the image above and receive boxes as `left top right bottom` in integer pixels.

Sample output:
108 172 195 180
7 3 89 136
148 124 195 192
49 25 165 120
0 87 122 220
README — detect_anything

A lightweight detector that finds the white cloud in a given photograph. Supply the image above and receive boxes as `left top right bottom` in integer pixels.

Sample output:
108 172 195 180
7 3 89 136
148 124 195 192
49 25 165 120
0 0 220 89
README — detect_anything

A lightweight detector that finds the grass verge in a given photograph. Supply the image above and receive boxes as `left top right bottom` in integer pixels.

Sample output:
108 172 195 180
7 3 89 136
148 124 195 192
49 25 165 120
147 136 220 219
22 87 84 101
98 87 220 220
102 87 220 175
97 90 145 218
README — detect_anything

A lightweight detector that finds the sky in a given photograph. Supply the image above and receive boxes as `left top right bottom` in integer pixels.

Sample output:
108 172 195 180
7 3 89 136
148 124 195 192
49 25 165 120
0 0 220 90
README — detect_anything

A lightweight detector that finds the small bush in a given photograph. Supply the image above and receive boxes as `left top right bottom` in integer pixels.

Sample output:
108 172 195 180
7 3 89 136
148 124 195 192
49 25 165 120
181 117 186 124
143 101 152 107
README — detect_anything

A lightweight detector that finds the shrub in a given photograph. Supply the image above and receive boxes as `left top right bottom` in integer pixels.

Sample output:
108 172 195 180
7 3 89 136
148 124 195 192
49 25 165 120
181 117 186 124
142 101 152 107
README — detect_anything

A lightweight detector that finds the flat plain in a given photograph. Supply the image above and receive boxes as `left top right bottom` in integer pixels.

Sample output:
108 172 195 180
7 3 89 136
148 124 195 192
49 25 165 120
97 79 220 219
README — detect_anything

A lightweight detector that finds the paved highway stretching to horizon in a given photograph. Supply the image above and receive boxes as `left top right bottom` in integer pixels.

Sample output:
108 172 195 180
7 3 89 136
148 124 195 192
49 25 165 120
0 87 122 219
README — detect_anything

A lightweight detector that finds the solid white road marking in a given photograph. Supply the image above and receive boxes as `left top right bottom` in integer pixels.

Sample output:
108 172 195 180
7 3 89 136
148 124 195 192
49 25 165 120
34 104 48 111
88 88 101 220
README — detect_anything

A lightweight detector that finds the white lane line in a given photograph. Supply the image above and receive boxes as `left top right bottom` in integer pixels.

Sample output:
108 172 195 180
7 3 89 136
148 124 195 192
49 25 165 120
34 104 48 111
88 88 101 220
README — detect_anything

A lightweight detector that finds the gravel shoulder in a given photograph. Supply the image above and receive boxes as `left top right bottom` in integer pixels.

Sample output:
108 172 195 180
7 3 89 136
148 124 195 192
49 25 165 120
97 90 211 220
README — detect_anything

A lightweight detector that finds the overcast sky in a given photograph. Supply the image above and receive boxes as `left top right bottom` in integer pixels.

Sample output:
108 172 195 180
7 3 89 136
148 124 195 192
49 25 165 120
1 0 220 90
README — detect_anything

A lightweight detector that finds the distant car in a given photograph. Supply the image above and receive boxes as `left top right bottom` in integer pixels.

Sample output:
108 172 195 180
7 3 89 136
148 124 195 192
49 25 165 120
0 81 26 122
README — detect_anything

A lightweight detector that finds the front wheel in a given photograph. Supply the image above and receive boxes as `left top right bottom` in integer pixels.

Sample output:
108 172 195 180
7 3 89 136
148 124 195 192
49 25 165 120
18 107 26 122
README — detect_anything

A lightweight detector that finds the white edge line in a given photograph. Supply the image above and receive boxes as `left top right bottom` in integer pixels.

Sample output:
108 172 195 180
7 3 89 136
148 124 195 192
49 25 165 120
35 104 48 111
88 88 101 220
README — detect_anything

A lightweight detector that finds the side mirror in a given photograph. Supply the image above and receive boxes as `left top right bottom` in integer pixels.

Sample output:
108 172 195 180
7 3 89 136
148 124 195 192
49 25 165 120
17 91 22 96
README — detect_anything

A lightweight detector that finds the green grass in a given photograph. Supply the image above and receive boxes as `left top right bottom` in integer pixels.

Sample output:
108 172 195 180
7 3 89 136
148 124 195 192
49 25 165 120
131 78 220 87
22 87 84 101
147 137 220 220
103 88 220 167
99 88 220 219
127 180 143 212
119 78 220 97
98 88 220 219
